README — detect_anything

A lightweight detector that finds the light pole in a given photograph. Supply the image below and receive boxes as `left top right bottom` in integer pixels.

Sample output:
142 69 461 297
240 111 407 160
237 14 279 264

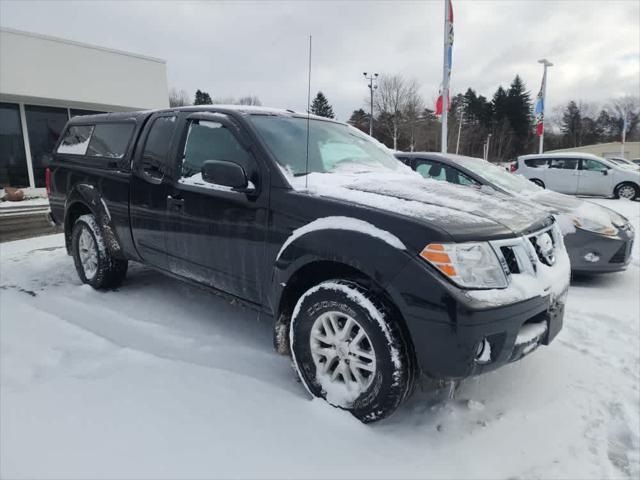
363 72 378 136
537 58 553 154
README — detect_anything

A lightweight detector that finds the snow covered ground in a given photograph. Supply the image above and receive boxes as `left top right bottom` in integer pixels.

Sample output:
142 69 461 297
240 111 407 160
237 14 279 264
1 199 638 479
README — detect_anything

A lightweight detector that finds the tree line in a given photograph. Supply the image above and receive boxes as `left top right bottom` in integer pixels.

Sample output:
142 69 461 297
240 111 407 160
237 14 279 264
169 81 639 162
347 74 639 161
169 88 263 107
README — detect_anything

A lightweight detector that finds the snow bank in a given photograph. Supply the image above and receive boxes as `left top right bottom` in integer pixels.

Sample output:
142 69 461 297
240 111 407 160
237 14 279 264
1 199 638 480
277 216 405 260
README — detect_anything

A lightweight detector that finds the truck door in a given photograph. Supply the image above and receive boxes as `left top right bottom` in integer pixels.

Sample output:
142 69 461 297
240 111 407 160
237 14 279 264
164 112 269 304
130 113 179 269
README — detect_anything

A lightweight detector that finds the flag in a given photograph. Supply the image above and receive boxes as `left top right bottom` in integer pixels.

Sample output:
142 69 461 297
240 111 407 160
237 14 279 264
534 69 547 136
436 0 454 116
435 90 450 116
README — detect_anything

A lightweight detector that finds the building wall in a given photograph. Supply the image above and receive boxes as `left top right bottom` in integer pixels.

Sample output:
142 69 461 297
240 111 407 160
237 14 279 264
1 28 169 191
546 142 640 160
1 28 169 111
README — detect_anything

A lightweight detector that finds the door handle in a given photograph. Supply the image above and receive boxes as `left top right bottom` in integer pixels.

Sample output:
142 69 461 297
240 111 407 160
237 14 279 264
167 194 184 210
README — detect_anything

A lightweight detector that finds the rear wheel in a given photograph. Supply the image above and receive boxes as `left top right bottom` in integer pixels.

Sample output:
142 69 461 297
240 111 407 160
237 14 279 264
290 280 415 423
530 178 545 188
71 214 128 289
614 182 639 200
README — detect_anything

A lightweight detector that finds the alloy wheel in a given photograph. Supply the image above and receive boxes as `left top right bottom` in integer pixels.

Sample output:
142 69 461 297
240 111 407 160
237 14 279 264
309 311 377 400
78 228 98 280
618 185 636 200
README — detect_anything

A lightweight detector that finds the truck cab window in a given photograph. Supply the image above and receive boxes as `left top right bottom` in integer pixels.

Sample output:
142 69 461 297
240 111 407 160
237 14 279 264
181 120 254 180
141 115 177 179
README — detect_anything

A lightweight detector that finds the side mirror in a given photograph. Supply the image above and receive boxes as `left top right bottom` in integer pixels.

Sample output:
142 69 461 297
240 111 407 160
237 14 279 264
201 160 254 192
602 170 608 175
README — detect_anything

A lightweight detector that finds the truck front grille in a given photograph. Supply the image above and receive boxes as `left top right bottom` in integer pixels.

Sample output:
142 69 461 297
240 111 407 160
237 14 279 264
528 230 556 266
500 246 520 274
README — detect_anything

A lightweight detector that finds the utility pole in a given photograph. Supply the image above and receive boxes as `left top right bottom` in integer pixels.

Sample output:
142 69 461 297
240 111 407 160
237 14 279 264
363 72 378 136
537 59 553 154
483 133 492 160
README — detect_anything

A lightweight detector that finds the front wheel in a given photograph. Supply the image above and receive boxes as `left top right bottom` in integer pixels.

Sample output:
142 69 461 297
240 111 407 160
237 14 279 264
530 178 545 188
71 214 128 289
290 280 415 423
614 182 639 200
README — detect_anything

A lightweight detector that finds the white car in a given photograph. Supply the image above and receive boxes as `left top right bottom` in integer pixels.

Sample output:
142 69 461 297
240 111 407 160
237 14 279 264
516 153 640 200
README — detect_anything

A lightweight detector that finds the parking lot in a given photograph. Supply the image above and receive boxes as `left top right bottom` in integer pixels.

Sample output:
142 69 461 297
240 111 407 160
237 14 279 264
1 198 638 480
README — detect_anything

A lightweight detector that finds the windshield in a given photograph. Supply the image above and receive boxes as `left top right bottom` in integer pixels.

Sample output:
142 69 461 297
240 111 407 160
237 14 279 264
457 156 541 194
609 157 628 165
248 115 402 176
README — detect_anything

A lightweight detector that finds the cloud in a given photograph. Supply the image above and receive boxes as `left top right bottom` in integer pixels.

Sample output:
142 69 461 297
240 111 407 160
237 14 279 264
1 0 638 120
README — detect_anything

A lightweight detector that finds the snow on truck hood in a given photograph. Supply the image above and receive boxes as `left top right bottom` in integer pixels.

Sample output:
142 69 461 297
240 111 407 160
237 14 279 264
290 170 551 239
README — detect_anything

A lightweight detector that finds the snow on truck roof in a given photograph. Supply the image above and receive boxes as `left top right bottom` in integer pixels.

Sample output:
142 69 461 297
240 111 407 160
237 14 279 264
67 105 339 124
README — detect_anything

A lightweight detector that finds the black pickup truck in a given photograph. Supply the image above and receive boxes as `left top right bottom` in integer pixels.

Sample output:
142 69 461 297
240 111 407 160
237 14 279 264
49 106 570 422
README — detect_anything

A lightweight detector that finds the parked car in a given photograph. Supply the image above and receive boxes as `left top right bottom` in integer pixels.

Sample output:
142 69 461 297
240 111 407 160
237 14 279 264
607 157 640 169
395 153 635 274
516 153 640 200
49 106 570 422
632 158 640 166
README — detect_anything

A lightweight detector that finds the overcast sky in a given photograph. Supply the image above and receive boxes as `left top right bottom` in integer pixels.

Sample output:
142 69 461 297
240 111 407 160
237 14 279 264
1 0 638 120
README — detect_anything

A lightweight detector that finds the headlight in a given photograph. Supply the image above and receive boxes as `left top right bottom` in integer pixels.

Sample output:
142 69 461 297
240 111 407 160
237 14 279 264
572 218 617 236
420 242 508 289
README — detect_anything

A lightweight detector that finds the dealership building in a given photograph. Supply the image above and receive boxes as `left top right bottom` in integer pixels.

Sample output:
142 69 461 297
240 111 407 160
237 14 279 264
0 27 169 192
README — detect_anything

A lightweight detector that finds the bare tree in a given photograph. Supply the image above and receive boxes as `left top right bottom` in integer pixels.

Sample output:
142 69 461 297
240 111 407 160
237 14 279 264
402 89 425 152
608 95 640 139
212 95 263 106
237 95 262 106
169 88 191 107
373 74 420 150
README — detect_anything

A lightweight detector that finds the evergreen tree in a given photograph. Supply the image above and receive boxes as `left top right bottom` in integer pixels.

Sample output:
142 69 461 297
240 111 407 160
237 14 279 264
491 86 508 123
348 109 369 133
505 76 532 138
194 89 213 105
310 92 335 118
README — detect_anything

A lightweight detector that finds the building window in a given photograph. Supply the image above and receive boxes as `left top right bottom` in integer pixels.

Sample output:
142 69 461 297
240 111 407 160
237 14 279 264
25 105 69 187
0 102 29 188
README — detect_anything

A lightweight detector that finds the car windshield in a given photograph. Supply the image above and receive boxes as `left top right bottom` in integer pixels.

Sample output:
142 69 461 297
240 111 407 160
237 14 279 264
248 115 402 176
456 156 540 194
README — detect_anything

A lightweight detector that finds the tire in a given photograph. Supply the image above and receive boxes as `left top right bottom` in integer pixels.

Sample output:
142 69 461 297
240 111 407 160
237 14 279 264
290 280 415 423
71 214 128 289
530 178 545 188
614 182 639 200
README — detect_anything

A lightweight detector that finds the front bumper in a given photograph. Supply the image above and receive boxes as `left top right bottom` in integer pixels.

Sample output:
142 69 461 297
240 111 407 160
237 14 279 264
388 257 567 379
565 227 634 273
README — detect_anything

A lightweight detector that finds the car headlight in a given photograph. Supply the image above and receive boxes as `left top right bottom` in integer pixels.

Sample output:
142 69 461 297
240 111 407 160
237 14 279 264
419 242 508 289
572 218 617 236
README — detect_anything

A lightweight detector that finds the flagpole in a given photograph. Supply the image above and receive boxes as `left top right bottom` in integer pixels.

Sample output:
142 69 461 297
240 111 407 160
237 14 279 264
441 0 450 153
537 59 553 154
